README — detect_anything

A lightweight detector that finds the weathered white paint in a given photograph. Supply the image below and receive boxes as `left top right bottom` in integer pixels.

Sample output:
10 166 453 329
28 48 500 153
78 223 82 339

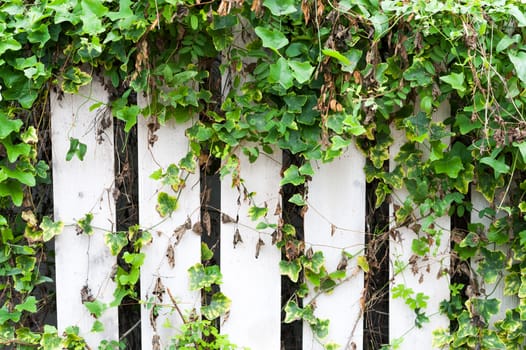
138 103 201 350
471 189 518 324
220 149 282 350
389 102 451 349
51 81 118 346
302 145 366 350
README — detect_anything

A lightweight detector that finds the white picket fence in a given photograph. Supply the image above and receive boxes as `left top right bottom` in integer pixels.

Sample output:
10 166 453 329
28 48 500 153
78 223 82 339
49 82 510 350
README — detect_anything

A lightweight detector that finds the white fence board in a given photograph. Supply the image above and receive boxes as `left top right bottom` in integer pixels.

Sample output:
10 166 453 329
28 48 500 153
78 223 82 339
303 146 366 350
471 189 518 324
138 110 201 349
220 149 282 350
389 103 450 349
51 81 118 346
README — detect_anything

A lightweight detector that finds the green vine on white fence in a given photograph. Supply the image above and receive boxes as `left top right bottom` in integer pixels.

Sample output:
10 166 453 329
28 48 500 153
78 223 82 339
2 0 526 349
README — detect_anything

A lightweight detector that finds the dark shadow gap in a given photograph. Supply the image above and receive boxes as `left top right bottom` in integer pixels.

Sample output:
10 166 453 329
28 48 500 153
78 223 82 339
281 150 304 350
113 94 141 348
363 175 390 350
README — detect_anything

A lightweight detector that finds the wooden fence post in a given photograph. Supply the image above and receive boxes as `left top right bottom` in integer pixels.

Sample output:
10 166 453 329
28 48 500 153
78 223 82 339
471 189 518 324
303 145 366 350
389 102 451 349
51 81 118 346
137 106 201 349
220 149 282 349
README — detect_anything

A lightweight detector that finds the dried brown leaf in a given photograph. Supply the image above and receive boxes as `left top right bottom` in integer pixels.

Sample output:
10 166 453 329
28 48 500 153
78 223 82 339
233 228 243 248
173 224 187 244
274 201 282 216
152 334 160 349
331 224 336 236
184 217 192 229
192 221 203 235
305 247 314 259
337 254 348 271
166 244 175 268
301 0 310 24
255 238 265 258
222 213 236 224
271 229 282 245
80 285 95 303
153 277 165 301
203 211 211 236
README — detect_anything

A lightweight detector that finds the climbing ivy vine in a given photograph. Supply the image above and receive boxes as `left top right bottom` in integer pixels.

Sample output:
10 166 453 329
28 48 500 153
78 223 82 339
2 0 526 348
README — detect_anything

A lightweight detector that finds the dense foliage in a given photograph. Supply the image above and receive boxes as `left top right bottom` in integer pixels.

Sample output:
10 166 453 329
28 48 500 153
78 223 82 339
2 0 526 348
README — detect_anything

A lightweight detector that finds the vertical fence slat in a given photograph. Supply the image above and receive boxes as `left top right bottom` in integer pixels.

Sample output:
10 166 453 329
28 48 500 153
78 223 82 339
302 145 366 350
471 189 518 324
389 102 450 349
220 150 282 349
138 112 201 349
51 82 118 346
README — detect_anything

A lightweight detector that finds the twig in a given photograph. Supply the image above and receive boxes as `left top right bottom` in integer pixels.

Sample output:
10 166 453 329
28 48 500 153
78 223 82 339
119 319 141 341
166 287 187 324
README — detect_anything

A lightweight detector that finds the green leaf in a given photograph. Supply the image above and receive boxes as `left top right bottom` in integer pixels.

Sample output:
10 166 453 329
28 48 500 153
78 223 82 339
411 237 429 256
269 57 294 89
299 162 314 176
201 243 214 262
114 105 139 132
496 35 519 53
509 51 526 84
156 192 178 217
14 296 37 313
3 137 31 163
254 26 289 51
77 213 94 235
66 137 87 161
477 248 505 284
40 325 62 350
90 320 104 333
480 155 510 179
0 180 24 206
302 251 325 274
84 300 107 318
391 284 414 300
284 300 303 323
0 36 21 54
40 217 63 242
468 298 500 323
288 61 314 84
0 306 21 323
311 318 330 339
440 72 466 93
263 0 297 16
201 292 231 320
357 255 369 273
404 112 430 143
459 232 480 248
3 166 36 186
248 206 268 220
104 231 128 256
330 135 350 151
508 4 526 27
514 141 526 163
188 263 222 290
279 259 302 282
0 114 23 139
280 165 305 186
432 156 463 178
289 193 306 206
322 49 350 65
370 13 389 39
80 0 109 34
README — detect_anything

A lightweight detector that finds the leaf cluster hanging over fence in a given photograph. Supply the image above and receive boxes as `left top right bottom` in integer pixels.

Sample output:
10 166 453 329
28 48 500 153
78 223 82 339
2 0 526 349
